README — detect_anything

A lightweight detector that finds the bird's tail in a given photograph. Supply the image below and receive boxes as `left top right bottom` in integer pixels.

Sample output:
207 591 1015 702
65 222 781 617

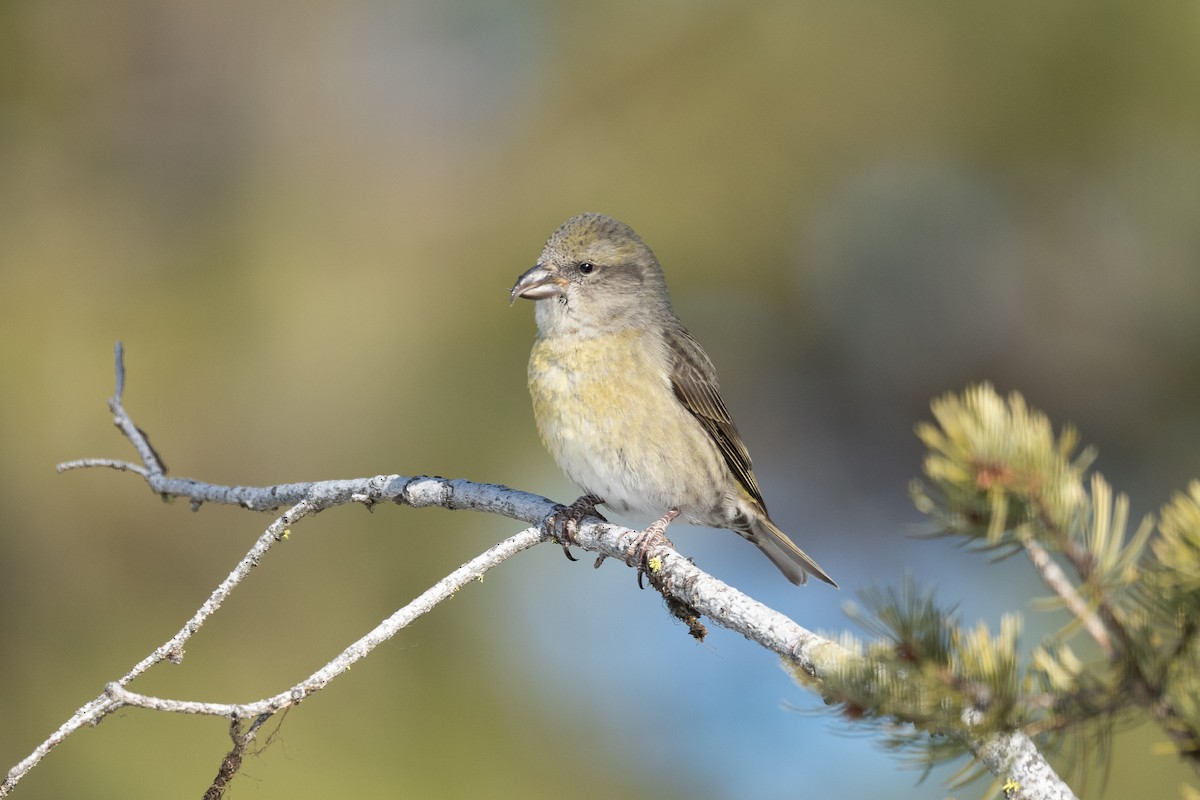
745 515 838 588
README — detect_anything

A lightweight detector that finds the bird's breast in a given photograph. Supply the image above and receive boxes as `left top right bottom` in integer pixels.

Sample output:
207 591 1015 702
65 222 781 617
527 329 726 517
528 330 665 461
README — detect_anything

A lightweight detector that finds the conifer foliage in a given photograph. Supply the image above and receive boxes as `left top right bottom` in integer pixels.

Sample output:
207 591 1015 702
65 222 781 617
813 384 1200 790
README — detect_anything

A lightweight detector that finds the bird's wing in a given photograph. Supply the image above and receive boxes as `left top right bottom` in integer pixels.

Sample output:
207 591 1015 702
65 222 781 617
665 327 766 508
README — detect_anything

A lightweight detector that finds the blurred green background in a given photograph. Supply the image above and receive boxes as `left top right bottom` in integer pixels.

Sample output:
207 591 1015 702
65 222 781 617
3 2 1199 798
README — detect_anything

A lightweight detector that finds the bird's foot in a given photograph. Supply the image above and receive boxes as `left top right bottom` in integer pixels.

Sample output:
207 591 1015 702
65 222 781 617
627 508 680 588
545 494 607 561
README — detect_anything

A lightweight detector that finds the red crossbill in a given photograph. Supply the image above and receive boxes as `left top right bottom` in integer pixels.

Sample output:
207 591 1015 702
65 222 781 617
511 213 836 587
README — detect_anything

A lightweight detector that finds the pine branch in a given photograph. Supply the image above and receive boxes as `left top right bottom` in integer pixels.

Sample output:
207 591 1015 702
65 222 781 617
912 383 1200 785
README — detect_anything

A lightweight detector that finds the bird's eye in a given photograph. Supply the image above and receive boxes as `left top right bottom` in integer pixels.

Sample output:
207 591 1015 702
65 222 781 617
577 262 596 275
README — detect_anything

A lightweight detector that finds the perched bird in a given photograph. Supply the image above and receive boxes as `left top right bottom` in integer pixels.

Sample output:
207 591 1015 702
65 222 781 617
510 213 836 587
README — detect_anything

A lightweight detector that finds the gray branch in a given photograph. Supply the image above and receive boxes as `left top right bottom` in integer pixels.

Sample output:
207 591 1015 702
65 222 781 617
2 343 1077 800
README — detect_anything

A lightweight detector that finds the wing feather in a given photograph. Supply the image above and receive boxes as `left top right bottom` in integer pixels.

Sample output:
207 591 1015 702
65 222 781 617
665 328 766 508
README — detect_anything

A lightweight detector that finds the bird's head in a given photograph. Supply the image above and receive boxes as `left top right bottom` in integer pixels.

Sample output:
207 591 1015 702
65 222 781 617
510 213 673 336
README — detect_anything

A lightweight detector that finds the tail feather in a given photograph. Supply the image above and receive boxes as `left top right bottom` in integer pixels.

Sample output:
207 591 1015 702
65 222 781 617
745 515 838 588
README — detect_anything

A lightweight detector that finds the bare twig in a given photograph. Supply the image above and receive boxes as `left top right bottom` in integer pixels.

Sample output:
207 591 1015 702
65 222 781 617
101 525 542 720
57 458 148 476
1 499 314 794
1021 536 1114 658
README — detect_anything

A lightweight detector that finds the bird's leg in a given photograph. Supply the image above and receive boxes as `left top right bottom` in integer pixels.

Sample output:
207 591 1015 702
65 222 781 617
628 508 681 588
545 494 607 561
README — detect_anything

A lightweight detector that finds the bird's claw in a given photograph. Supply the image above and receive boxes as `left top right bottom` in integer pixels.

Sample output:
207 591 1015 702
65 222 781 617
627 509 680 588
545 494 606 561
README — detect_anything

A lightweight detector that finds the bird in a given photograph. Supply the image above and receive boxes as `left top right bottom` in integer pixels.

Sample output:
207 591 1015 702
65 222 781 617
509 212 836 587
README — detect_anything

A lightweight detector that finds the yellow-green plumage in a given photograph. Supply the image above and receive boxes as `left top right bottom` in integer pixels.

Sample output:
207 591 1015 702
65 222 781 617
512 213 836 587
529 328 727 517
